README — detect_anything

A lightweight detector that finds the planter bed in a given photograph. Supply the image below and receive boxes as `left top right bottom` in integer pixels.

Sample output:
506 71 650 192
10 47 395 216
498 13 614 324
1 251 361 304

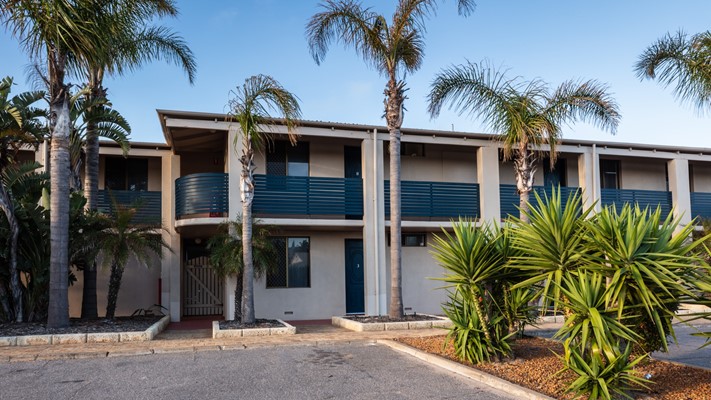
0 315 169 346
332 314 451 332
212 319 295 338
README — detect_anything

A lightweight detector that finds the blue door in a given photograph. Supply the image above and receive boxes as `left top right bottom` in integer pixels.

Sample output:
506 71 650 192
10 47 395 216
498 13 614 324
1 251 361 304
345 239 364 314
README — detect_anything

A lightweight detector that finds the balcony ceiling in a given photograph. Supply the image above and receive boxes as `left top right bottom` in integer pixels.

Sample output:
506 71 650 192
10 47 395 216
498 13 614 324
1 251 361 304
170 127 225 153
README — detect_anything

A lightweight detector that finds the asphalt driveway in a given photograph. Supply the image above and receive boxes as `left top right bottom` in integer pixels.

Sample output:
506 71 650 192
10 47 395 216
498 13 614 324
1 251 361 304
0 343 517 400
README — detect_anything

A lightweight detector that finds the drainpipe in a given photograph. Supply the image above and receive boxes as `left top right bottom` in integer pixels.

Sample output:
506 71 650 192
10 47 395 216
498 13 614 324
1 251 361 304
592 143 597 205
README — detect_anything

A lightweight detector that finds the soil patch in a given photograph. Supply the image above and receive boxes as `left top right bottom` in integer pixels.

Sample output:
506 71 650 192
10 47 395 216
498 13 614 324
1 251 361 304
347 314 439 323
398 335 711 400
219 319 284 330
0 316 162 336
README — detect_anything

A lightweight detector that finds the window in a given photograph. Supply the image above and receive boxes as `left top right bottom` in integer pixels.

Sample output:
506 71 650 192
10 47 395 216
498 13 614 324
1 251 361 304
105 157 148 191
600 159 620 189
387 233 427 247
266 141 309 176
401 143 425 157
267 237 310 288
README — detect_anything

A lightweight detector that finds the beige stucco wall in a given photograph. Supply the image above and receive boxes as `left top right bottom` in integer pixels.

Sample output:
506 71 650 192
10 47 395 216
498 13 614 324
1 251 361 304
618 158 668 191
498 155 578 187
384 232 448 315
253 231 360 320
692 163 711 193
384 144 477 183
252 138 358 178
68 254 162 318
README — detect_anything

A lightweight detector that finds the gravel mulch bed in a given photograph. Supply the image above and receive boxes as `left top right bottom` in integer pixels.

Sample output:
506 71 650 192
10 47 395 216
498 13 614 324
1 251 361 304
398 335 711 400
347 314 440 323
219 319 284 330
0 316 162 336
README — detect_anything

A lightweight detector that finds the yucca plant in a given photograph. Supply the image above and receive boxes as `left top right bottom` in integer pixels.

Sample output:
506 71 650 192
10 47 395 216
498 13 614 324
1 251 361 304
586 204 711 352
432 219 515 363
562 340 650 400
510 188 593 314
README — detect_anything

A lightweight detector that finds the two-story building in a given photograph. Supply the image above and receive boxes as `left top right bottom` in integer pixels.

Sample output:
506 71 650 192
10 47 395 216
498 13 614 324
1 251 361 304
52 109 711 322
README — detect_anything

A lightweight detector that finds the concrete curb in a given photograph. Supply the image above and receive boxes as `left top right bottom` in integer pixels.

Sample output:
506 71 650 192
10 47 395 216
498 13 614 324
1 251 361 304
212 319 296 339
0 315 170 347
332 314 452 332
378 339 554 400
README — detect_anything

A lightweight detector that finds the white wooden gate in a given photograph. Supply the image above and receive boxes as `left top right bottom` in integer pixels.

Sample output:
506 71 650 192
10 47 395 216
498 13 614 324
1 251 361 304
184 256 224 316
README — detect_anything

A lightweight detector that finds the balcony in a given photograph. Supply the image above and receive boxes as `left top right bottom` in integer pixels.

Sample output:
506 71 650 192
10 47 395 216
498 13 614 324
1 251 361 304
499 184 580 219
175 173 229 220
384 180 479 219
97 190 162 223
253 174 363 218
691 192 711 220
600 188 672 219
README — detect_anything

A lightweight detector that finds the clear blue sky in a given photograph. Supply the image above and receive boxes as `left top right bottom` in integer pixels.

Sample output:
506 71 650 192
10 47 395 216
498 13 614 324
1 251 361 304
2 1 711 147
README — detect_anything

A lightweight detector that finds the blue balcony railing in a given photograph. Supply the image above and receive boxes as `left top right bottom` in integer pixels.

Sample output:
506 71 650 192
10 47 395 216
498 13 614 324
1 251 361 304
500 185 580 219
253 174 363 217
97 190 161 223
600 188 672 219
384 180 479 219
691 192 711 220
175 173 229 219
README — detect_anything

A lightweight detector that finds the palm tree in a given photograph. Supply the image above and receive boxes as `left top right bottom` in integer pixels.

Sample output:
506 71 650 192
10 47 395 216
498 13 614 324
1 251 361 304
1 0 111 328
74 0 195 211
207 218 278 321
428 61 620 222
306 0 475 318
72 0 194 319
98 197 169 319
636 30 711 111
0 76 46 322
68 91 131 192
227 74 301 324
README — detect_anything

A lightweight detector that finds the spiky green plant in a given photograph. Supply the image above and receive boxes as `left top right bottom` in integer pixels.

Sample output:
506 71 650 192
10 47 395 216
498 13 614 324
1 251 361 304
432 219 516 363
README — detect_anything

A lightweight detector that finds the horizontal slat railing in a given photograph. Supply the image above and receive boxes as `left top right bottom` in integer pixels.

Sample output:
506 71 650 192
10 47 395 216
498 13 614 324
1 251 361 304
600 188 672 219
175 173 229 219
97 190 161 224
253 174 363 217
384 180 479 219
499 185 580 219
691 192 711 220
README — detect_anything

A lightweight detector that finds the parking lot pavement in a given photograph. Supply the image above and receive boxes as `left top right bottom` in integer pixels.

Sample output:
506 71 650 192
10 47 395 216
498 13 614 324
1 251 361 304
653 324 711 370
0 342 518 400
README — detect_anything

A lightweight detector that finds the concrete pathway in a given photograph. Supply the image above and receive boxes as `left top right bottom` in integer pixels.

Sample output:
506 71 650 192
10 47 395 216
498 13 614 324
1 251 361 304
0 342 517 400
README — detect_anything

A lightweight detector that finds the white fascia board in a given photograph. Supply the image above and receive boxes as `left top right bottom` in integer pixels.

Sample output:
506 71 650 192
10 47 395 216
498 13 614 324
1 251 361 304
99 147 172 157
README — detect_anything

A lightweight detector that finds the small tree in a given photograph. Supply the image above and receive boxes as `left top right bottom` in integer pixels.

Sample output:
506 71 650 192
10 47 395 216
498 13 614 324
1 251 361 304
207 218 278 322
99 197 169 319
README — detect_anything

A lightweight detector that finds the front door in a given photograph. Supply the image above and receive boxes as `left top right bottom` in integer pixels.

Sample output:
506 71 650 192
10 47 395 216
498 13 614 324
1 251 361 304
345 239 365 314
183 242 224 316
543 158 567 188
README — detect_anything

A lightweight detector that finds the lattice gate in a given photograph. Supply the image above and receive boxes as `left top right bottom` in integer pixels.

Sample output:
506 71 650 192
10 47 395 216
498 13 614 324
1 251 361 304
183 255 224 316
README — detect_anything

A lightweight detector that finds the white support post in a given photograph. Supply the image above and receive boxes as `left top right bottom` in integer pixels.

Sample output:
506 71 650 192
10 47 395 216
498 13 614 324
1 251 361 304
362 131 386 316
668 158 692 229
578 148 600 212
161 153 181 322
476 146 500 223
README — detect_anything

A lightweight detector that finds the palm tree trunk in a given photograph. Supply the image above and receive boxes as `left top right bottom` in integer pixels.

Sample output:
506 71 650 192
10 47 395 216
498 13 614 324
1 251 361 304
80 71 104 320
0 283 12 320
386 78 404 319
240 142 256 324
514 147 536 223
0 183 23 321
47 82 71 329
105 262 125 320
234 272 243 321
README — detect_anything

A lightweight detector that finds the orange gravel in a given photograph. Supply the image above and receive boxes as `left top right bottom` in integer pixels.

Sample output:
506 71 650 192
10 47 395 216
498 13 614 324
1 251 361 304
397 335 711 400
